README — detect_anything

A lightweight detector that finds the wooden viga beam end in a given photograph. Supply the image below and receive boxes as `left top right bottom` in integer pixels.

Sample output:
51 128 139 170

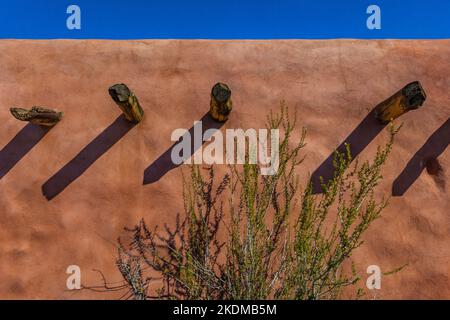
10 106 63 127
210 82 232 122
374 81 427 124
109 83 144 123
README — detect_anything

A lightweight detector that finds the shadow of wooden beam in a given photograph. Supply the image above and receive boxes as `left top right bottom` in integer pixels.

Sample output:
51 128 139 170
0 123 51 180
42 114 136 200
143 113 224 185
310 107 386 194
392 117 449 196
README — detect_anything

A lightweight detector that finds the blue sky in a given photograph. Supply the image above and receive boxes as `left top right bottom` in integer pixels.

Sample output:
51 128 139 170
0 0 449 39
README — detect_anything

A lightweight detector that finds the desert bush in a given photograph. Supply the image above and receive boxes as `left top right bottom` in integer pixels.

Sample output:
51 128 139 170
110 104 399 300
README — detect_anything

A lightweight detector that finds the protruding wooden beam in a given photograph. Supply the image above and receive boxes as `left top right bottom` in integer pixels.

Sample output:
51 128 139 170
109 83 144 123
374 81 427 124
10 106 63 127
210 82 232 122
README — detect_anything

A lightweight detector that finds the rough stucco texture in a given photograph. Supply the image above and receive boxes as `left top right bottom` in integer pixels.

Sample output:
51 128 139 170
0 40 448 299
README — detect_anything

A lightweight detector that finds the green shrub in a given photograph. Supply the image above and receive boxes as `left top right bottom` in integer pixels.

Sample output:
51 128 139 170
112 104 399 300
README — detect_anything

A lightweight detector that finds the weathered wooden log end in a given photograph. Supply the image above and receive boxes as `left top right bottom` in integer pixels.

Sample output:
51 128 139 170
374 81 427 124
210 82 232 122
109 83 144 123
10 106 63 127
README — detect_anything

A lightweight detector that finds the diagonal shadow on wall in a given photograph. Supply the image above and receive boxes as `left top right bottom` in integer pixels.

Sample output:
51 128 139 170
310 107 386 194
42 114 136 200
143 112 224 185
0 123 51 180
392 117 449 196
